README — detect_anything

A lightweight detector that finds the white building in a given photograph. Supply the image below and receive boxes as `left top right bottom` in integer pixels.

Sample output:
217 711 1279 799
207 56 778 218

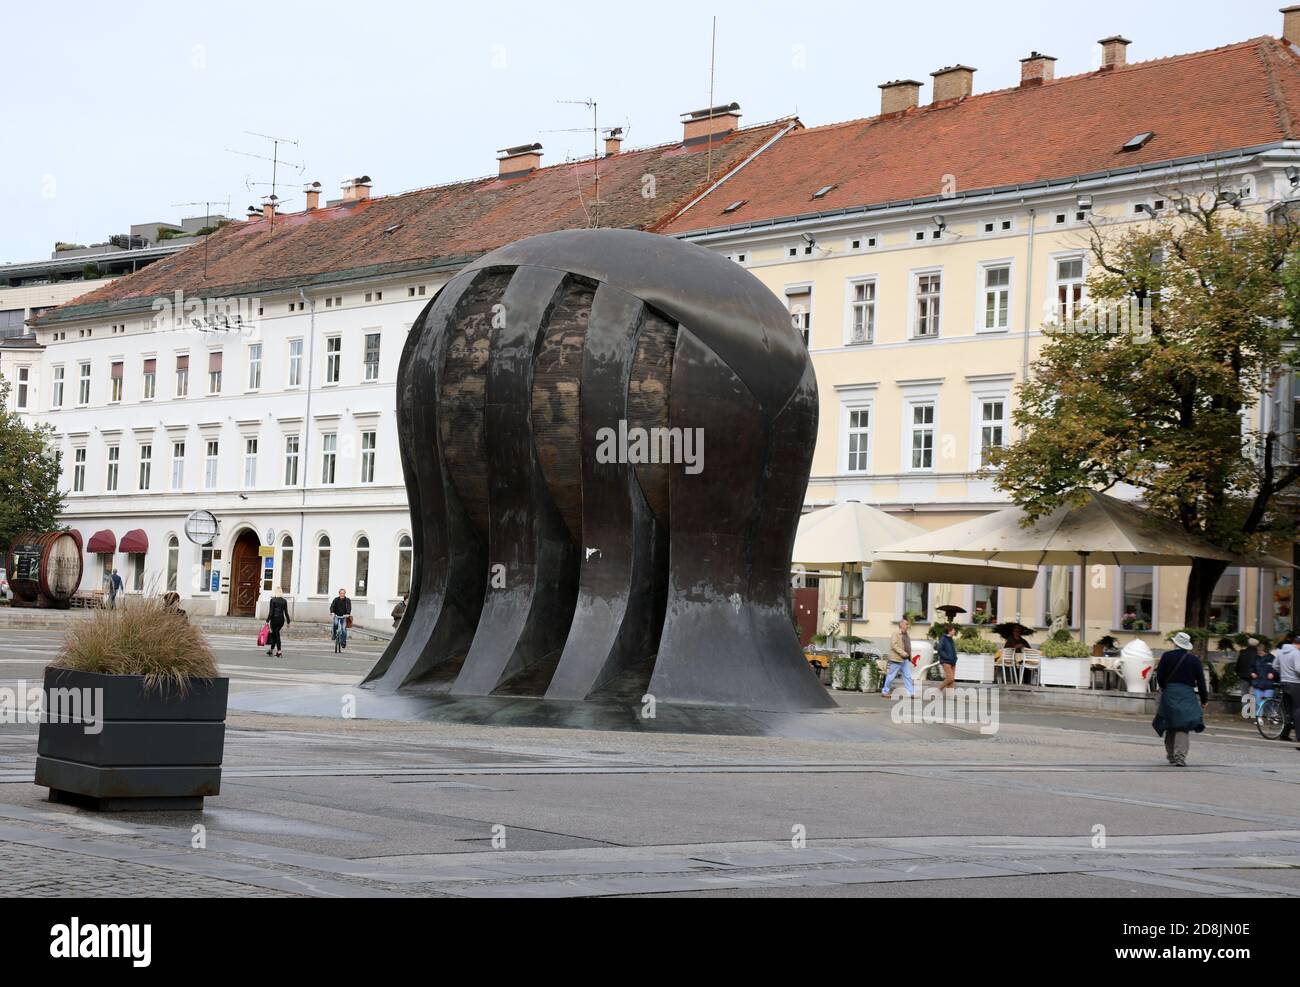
12 113 793 626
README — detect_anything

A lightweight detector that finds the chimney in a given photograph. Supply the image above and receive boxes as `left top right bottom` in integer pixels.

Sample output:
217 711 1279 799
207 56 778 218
680 102 741 143
261 195 279 221
1019 51 1057 86
931 65 976 103
245 206 260 222
304 181 321 211
1283 5 1300 42
603 127 624 156
497 143 543 177
340 176 373 202
1099 35 1131 69
879 79 922 115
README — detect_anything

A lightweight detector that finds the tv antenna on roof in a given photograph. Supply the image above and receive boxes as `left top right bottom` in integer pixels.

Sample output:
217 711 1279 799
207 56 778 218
169 197 231 280
555 98 602 227
224 132 304 234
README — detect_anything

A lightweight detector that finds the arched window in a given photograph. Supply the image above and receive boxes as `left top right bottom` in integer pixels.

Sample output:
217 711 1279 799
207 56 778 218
396 534 412 596
166 535 179 593
315 535 331 595
354 535 370 598
279 535 294 594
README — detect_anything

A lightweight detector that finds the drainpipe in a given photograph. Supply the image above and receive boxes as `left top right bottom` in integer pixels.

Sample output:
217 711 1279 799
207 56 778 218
1015 208 1037 621
296 287 317 609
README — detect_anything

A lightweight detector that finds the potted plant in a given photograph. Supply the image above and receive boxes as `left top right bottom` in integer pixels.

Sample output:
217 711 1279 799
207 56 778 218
1039 632 1092 687
954 630 998 683
35 597 228 811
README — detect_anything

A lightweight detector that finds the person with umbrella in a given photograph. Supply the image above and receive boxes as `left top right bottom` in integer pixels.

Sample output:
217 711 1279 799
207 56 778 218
1152 631 1208 766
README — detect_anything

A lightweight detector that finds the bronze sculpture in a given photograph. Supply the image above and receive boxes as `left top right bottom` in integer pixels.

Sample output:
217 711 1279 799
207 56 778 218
363 228 831 711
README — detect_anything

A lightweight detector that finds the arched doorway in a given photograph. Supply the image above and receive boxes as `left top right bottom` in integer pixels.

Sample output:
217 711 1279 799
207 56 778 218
228 528 262 617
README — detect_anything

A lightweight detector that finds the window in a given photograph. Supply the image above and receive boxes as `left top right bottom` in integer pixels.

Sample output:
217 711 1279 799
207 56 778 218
284 435 300 486
110 361 123 402
243 437 258 487
321 433 337 484
138 444 152 490
1043 564 1076 627
982 264 1010 330
972 585 998 623
847 408 871 473
171 441 186 489
142 358 156 400
247 344 262 390
354 536 370 597
903 582 930 622
909 402 935 470
78 362 90 405
786 287 811 346
204 439 219 490
279 536 294 594
1056 257 1085 323
849 280 875 344
1119 566 1155 630
914 272 941 338
979 399 1006 466
364 333 381 380
200 547 222 594
396 534 412 596
131 552 145 592
288 339 303 386
360 430 376 483
839 570 864 620
16 367 29 409
315 535 331 595
51 366 64 408
166 535 179 593
324 336 341 384
1208 569 1242 634
175 354 189 397
105 445 119 491
72 448 86 492
207 351 223 394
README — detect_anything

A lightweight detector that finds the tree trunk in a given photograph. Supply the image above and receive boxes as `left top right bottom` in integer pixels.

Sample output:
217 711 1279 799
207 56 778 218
1184 558 1229 657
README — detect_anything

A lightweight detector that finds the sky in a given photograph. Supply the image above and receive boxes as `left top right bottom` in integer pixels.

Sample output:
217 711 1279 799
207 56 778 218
2 0 1286 264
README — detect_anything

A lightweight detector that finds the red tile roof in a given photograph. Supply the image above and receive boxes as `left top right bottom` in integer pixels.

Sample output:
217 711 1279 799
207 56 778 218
660 36 1300 235
42 120 792 323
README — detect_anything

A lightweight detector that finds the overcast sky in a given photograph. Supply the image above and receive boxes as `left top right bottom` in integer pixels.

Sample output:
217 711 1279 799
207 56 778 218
3 0 1284 264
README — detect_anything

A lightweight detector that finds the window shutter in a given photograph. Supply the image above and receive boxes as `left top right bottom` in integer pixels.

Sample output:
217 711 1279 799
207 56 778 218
143 358 156 374
176 354 189 370
110 361 123 379
208 351 223 373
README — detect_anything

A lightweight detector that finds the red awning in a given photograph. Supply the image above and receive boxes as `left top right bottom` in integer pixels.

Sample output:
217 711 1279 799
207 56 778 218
85 530 116 554
119 529 148 554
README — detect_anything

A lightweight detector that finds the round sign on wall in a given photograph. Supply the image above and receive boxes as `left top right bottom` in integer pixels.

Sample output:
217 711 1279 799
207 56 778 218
184 510 220 546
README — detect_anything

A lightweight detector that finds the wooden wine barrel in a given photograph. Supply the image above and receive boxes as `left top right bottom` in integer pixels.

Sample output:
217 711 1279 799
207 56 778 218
7 531 84 608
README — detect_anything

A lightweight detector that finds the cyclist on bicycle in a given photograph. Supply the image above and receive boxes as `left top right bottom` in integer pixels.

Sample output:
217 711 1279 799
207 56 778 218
1242 638 1280 714
329 588 352 650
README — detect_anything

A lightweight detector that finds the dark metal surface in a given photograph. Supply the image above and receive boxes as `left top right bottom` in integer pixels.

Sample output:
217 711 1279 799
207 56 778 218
366 228 829 711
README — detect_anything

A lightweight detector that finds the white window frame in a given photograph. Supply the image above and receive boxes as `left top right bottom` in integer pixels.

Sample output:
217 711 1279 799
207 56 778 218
15 366 30 409
899 381 942 474
72 447 86 492
1050 252 1087 327
976 259 1014 333
243 437 258 488
978 216 1017 237
1114 565 1161 632
247 343 262 391
321 432 337 485
170 441 186 490
360 429 376 484
324 335 342 385
77 362 91 406
287 338 304 388
203 439 219 490
784 282 813 347
105 444 119 491
909 267 943 340
51 365 64 408
141 355 156 401
1034 564 1081 628
284 434 301 486
837 384 877 475
174 354 189 398
967 375 1014 471
844 276 877 346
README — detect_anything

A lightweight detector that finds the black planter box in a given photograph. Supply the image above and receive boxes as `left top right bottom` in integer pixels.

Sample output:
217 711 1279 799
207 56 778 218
35 667 229 811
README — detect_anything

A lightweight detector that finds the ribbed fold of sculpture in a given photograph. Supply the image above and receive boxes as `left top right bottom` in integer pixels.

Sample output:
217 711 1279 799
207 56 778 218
363 228 831 711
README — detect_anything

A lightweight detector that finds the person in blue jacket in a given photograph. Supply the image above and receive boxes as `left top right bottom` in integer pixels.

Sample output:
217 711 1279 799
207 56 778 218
1152 631 1208 767
936 624 958 691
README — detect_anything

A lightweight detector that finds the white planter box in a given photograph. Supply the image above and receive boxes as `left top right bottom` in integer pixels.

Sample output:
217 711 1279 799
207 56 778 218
955 653 995 684
1039 656 1091 688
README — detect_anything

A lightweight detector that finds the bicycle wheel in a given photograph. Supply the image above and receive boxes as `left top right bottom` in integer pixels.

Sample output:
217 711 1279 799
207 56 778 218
1256 697 1287 741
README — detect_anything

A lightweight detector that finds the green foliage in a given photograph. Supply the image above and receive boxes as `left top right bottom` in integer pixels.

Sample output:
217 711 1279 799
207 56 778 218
1041 639 1092 659
0 379 64 550
1095 635 1120 650
1166 626 1213 645
902 610 925 624
958 624 983 640
989 197 1300 627
955 636 999 654
1049 628 1073 644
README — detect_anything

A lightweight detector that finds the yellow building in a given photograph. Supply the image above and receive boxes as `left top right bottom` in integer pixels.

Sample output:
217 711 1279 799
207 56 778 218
666 25 1300 648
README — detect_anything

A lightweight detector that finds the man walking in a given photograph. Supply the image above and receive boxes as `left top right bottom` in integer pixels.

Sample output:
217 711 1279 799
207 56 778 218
1152 631 1208 766
1276 632 1300 744
108 568 124 609
883 618 914 699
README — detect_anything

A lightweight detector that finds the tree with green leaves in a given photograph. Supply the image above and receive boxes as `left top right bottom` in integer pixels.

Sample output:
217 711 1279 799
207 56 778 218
0 377 65 552
991 190 1299 631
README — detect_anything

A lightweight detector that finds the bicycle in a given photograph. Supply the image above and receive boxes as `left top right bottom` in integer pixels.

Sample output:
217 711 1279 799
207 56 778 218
1255 693 1292 741
332 614 348 654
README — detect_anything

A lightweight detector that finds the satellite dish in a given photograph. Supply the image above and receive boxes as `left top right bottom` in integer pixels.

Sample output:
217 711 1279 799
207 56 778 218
184 510 220 547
